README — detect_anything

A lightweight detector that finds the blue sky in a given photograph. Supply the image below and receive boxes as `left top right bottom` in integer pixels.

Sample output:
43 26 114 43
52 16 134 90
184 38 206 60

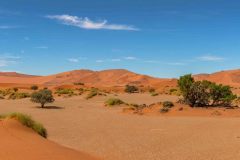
0 0 240 78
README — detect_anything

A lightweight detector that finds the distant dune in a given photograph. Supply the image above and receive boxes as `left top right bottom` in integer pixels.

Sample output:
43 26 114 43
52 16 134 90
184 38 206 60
0 119 99 160
0 69 177 89
194 69 240 87
1 69 240 89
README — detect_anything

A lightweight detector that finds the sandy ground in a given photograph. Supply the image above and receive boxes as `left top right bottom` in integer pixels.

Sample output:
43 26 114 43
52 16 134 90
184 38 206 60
1 94 240 160
0 119 99 160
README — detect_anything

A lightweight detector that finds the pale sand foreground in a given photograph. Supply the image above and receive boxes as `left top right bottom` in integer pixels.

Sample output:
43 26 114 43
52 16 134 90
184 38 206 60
0 94 240 160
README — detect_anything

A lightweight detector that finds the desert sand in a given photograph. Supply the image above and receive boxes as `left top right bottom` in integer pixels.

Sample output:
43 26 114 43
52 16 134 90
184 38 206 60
0 118 99 160
1 94 240 160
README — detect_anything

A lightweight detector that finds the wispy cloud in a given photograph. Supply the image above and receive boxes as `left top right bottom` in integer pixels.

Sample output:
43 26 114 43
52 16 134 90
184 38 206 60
124 56 137 60
96 60 104 63
111 59 121 62
46 15 139 31
197 55 225 62
166 62 186 66
68 58 79 63
0 54 20 67
0 25 19 29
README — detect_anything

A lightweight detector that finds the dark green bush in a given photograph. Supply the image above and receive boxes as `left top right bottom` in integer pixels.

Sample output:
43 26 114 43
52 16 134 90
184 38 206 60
31 89 55 108
178 74 237 107
30 85 39 90
163 101 174 108
125 85 139 93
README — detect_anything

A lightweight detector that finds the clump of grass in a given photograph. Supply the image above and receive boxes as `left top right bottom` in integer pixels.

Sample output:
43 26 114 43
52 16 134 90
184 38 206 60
0 113 47 138
163 101 174 108
151 92 159 96
105 98 125 106
55 88 74 95
160 101 174 113
86 89 98 99
8 92 30 100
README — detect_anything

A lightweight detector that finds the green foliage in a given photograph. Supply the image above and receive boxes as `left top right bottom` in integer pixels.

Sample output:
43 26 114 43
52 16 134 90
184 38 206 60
163 101 174 108
86 89 98 99
125 85 139 93
8 92 30 100
13 87 18 92
105 98 125 106
55 88 74 95
0 113 47 138
31 89 55 108
151 92 159 96
30 85 39 90
178 74 237 107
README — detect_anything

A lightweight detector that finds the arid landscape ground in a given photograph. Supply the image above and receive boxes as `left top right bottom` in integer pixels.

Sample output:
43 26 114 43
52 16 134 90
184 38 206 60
0 82 240 160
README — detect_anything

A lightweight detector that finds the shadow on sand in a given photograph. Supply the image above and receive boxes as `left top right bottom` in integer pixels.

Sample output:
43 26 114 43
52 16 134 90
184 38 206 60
35 106 64 109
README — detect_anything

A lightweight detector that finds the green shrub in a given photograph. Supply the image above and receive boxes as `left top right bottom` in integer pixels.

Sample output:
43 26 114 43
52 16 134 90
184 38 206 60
125 85 139 93
149 88 156 93
30 85 39 90
74 82 84 86
0 113 47 138
178 74 237 107
151 92 159 96
31 89 55 108
86 89 98 99
105 98 125 106
8 92 30 100
13 87 18 92
55 88 74 95
163 101 174 108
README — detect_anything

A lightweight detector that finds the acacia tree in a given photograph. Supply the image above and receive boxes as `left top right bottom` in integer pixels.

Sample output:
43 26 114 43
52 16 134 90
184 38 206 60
31 89 55 108
178 74 236 107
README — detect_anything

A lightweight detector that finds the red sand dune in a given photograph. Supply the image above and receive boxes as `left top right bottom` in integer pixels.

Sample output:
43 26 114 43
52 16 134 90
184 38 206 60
194 69 240 87
1 69 240 89
0 119 99 160
0 69 177 89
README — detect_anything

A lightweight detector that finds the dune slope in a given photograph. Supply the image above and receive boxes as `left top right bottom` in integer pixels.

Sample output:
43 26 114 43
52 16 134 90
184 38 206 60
0 119 99 160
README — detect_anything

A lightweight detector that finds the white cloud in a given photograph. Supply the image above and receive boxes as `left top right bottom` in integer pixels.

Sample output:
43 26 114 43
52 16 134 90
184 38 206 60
46 15 139 31
96 60 104 63
124 56 137 60
35 46 48 49
197 55 224 61
111 59 121 62
68 58 79 63
0 25 18 29
0 54 20 67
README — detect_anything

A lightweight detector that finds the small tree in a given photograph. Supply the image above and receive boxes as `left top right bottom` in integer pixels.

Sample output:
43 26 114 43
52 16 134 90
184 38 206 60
31 89 54 108
31 85 39 90
125 85 139 93
13 87 18 92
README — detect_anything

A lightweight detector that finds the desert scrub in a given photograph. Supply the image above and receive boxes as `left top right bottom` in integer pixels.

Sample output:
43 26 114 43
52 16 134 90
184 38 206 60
8 92 30 100
160 101 174 113
86 89 98 99
151 92 159 96
105 98 125 106
163 101 174 108
55 88 74 96
0 113 47 138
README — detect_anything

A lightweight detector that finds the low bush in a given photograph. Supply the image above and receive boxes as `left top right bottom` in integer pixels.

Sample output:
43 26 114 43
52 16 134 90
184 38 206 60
151 92 159 96
163 101 174 108
8 92 30 100
73 82 84 86
86 89 98 99
160 107 169 113
55 88 74 95
30 85 39 90
0 112 47 138
125 85 139 93
105 98 125 106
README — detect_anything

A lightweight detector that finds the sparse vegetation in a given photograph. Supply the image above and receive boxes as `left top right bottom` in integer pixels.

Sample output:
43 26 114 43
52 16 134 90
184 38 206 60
8 92 30 100
163 101 174 108
86 89 98 99
73 82 84 86
30 85 39 90
0 112 47 138
125 85 139 93
31 89 55 108
55 88 74 96
151 92 159 96
105 98 125 106
178 74 237 107
13 87 18 92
